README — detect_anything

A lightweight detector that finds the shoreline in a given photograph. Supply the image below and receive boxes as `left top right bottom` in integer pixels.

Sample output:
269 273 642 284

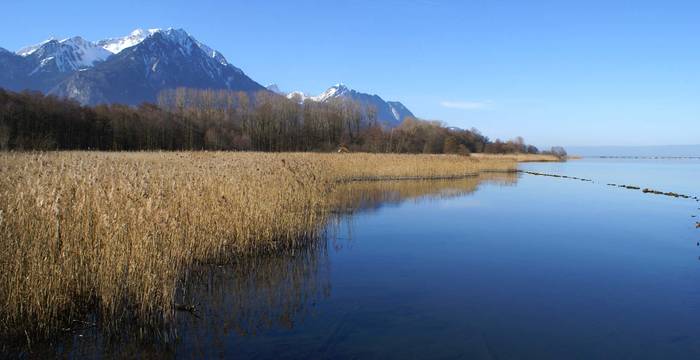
0 152 541 341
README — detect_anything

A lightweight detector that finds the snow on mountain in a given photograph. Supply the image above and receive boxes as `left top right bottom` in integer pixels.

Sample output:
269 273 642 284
4 28 415 119
311 83 350 102
24 36 112 73
61 37 112 68
97 28 159 54
286 84 351 103
16 38 55 56
97 28 228 66
193 39 229 66
17 28 230 71
285 84 415 127
50 28 264 105
387 101 412 123
4 27 264 102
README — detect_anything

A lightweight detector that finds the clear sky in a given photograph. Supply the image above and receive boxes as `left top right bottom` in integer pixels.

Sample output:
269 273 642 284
2 0 699 148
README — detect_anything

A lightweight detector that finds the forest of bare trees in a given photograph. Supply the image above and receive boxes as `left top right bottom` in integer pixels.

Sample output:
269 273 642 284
0 87 550 154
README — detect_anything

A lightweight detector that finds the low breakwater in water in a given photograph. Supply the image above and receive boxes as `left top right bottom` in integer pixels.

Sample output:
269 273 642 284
519 170 700 235
520 170 593 182
519 170 698 202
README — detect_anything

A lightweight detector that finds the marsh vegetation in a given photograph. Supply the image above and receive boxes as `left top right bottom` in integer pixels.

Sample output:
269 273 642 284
0 151 527 340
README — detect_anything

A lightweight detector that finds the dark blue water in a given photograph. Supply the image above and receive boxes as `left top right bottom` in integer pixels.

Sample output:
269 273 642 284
29 159 700 358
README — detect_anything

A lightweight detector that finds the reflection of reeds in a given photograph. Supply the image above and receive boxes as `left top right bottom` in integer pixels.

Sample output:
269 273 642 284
0 152 517 339
332 173 518 215
181 239 331 338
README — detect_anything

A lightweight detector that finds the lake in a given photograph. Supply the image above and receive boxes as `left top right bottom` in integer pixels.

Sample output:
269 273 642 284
21 159 700 359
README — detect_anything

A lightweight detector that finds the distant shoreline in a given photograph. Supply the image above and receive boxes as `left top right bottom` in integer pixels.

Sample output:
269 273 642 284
586 156 700 160
565 145 700 158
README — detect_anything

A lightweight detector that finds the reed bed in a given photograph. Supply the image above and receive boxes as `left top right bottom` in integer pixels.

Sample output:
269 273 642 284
0 151 517 339
321 153 516 180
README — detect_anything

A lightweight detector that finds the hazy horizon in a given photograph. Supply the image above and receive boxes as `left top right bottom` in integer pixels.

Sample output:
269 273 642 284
564 144 700 157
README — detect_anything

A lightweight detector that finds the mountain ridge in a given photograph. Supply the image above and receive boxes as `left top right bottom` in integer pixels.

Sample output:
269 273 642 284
1 28 265 105
49 29 264 105
286 84 414 127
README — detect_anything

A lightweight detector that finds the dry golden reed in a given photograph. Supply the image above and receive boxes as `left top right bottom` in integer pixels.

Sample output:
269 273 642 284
0 151 518 337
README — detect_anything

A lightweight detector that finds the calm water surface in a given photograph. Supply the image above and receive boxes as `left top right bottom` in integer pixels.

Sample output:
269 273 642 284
26 159 700 358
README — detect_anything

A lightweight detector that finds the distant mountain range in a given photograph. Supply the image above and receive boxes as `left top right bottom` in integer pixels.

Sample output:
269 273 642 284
281 83 414 127
1 28 415 127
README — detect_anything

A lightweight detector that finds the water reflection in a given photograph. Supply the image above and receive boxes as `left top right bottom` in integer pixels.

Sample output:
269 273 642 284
177 174 519 344
10 174 518 358
178 240 332 338
331 173 517 215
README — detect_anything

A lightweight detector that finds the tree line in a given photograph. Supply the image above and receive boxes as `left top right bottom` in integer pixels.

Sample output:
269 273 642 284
0 88 558 155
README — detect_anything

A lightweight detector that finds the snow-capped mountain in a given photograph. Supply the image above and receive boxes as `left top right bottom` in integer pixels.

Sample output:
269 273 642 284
16 39 54 57
286 84 415 127
2 36 112 92
311 83 352 102
51 28 263 105
1 29 417 120
22 36 112 73
96 28 160 54
1 28 265 105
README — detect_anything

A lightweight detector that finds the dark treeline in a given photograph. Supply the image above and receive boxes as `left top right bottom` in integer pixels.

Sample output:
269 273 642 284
0 88 555 155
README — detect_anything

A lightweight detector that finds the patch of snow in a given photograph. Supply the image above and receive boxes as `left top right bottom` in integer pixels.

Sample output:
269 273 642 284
19 36 111 73
286 84 353 103
97 28 230 66
193 39 228 65
16 38 55 56
59 36 111 68
311 83 350 102
15 27 239 76
390 106 400 121
97 28 160 54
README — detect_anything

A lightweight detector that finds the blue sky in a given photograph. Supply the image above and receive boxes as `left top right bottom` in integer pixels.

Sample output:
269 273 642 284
2 0 699 148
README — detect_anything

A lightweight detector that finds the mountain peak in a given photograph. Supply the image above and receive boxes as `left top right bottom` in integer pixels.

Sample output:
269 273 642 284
96 27 229 66
16 38 56 56
283 84 414 126
267 84 284 94
314 83 351 102
98 28 160 54
3 27 265 104
21 36 111 73
63 36 88 44
333 83 348 90
130 28 161 37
